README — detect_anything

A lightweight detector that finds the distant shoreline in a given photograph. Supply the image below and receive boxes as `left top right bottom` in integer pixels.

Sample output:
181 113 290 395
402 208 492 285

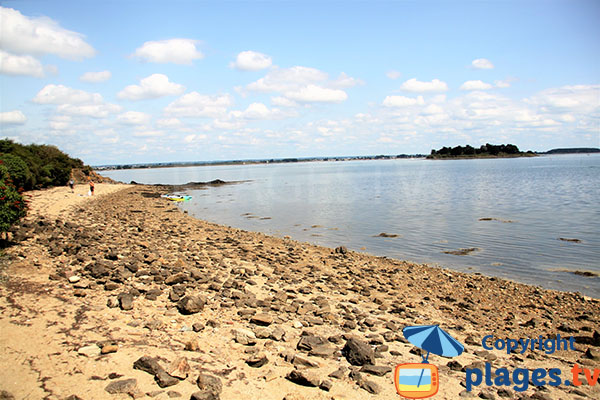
94 147 599 171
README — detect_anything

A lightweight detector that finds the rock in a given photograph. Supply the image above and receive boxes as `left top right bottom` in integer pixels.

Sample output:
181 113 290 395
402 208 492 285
334 246 348 255
319 379 333 391
232 328 257 345
250 313 273 326
196 373 222 395
359 364 392 376
177 296 205 315
167 391 182 398
190 392 219 400
101 344 118 354
292 354 321 368
68 276 80 283
359 379 381 394
286 368 321 387
118 293 134 310
329 366 347 380
165 273 187 285
192 323 204 332
308 344 336 358
107 297 119 308
297 334 327 351
104 378 138 395
155 370 179 388
342 337 375 366
447 360 463 371
77 344 101 357
0 391 15 400
246 354 268 368
167 357 190 379
270 326 286 341
185 339 200 351
133 355 178 387
585 347 600 360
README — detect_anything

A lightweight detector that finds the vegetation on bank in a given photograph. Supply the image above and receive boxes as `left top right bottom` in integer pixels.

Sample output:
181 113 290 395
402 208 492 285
427 143 535 159
0 139 90 234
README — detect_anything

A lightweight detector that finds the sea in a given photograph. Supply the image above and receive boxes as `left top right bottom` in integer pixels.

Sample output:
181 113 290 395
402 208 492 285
101 154 600 298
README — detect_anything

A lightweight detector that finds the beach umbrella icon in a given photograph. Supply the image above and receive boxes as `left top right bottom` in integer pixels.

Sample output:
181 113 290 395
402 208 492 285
402 325 464 388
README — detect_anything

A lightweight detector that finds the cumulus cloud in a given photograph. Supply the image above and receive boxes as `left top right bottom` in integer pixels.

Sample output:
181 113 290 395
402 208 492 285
0 50 44 77
231 50 272 71
56 103 122 118
117 111 152 125
471 58 494 69
157 118 183 128
117 74 185 100
383 95 425 107
246 66 328 93
165 92 233 118
525 85 600 113
285 85 348 103
131 39 203 64
400 78 448 93
0 110 27 125
331 72 364 88
0 6 95 60
33 84 103 104
460 80 493 91
229 102 296 120
80 70 112 83
271 96 298 108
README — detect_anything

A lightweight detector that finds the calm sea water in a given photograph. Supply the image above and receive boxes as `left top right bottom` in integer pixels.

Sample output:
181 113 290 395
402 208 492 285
102 154 600 298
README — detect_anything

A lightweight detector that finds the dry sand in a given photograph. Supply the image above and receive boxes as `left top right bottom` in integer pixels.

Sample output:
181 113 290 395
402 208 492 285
0 184 598 400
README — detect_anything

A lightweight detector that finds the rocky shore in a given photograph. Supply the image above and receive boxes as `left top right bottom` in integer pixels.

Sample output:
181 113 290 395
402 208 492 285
1 185 599 400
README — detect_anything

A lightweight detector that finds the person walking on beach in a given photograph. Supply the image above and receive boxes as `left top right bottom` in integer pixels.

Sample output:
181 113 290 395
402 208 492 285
68 179 75 193
89 180 95 196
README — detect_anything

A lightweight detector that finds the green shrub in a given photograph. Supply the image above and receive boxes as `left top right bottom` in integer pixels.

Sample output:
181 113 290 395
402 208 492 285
0 165 27 234
0 153 32 190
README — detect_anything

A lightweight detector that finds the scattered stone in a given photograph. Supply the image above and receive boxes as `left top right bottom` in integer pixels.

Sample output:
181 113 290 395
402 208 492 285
250 313 273 326
319 379 333 391
358 378 381 394
185 339 200 351
104 378 137 395
165 272 187 285
196 373 222 396
286 368 321 387
177 295 205 315
334 246 348 255
190 392 219 400
68 275 80 283
342 337 375 366
77 344 101 357
297 333 327 351
118 293 134 310
328 366 347 379
246 353 268 368
359 364 392 376
292 354 321 368
101 344 118 354
192 323 204 332
232 328 257 346
167 357 190 379
0 391 15 400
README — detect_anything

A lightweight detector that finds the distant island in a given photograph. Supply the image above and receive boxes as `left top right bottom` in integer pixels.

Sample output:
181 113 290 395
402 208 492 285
545 148 600 154
427 143 535 159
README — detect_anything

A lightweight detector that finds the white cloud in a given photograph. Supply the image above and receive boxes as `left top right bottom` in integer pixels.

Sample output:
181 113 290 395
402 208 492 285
117 111 152 125
495 79 511 88
229 102 295 120
49 115 72 130
33 84 103 104
57 103 122 118
246 66 328 93
382 95 425 107
80 70 111 83
460 80 493 91
331 72 363 88
525 85 600 112
165 92 233 118
231 50 272 71
131 39 203 64
183 134 207 143
0 6 95 60
471 58 494 69
400 78 448 93
133 130 164 137
157 118 183 128
0 50 44 77
271 96 298 107
117 74 185 100
285 85 348 103
0 110 27 125
386 70 402 80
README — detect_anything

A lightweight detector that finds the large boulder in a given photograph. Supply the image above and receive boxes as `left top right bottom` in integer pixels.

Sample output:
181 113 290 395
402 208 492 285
342 337 375 366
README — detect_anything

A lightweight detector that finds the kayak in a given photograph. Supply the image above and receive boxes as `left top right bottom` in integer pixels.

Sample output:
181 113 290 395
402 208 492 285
161 194 192 202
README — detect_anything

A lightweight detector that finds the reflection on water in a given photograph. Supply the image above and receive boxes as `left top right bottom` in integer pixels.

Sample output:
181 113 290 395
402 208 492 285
102 154 600 297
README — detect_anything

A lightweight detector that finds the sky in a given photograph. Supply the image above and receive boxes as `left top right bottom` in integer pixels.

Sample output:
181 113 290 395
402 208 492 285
0 0 599 165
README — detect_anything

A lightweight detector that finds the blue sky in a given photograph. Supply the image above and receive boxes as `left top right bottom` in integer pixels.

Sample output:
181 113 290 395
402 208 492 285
1 0 598 165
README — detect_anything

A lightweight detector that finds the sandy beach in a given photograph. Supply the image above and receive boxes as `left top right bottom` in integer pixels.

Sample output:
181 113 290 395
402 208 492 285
0 184 598 400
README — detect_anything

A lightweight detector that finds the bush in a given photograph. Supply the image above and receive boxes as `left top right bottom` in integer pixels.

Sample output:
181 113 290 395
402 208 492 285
0 165 27 234
0 153 32 190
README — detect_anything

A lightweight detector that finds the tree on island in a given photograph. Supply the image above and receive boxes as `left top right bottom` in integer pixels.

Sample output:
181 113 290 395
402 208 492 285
428 143 531 158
